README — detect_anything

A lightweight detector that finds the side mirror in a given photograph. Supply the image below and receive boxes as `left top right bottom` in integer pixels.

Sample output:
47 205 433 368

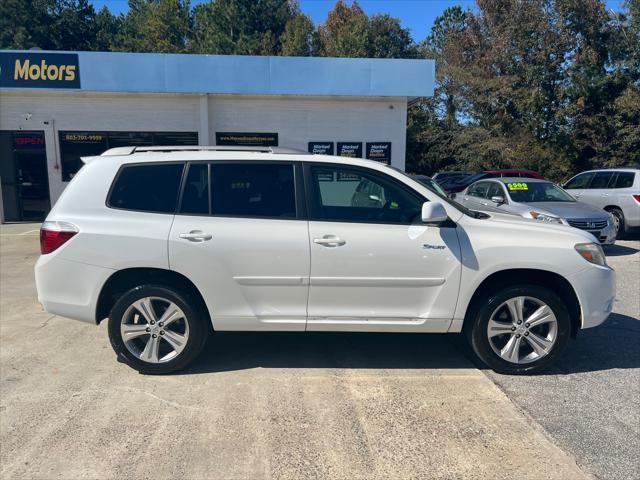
449 193 457 200
491 195 505 205
421 202 448 225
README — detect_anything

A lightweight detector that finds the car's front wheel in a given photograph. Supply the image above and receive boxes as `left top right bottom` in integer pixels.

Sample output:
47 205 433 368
467 285 571 374
108 285 209 374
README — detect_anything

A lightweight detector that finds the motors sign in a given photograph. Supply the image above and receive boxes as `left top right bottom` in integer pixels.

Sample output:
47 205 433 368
0 52 80 89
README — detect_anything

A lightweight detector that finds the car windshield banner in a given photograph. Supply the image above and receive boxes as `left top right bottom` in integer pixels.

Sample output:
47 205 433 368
216 132 278 147
0 52 80 89
308 142 334 155
337 142 362 158
366 142 391 164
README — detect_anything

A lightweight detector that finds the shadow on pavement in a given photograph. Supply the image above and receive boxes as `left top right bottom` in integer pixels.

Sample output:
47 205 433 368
183 312 640 375
604 243 639 256
183 331 472 374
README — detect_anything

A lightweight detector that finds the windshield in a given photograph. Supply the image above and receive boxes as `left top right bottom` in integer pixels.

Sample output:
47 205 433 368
506 181 575 203
388 167 488 219
414 176 448 197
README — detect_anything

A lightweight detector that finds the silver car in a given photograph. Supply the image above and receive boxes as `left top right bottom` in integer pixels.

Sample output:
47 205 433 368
563 168 640 237
457 177 617 245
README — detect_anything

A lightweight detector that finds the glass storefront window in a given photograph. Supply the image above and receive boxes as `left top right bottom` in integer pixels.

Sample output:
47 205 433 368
59 131 198 181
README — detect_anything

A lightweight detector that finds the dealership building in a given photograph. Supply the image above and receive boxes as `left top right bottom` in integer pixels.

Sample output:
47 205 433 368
0 50 434 222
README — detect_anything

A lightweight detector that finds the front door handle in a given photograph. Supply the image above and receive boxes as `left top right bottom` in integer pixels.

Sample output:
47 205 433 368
313 235 346 247
179 230 212 242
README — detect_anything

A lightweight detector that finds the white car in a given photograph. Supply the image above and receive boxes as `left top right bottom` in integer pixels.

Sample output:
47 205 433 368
35 146 615 375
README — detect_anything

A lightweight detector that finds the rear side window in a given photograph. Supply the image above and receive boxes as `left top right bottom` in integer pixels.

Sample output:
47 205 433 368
613 172 635 188
108 163 184 213
211 163 296 218
590 171 614 189
180 163 209 214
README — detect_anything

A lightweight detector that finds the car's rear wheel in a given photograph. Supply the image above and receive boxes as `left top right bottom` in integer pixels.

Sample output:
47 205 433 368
108 285 209 374
467 285 571 374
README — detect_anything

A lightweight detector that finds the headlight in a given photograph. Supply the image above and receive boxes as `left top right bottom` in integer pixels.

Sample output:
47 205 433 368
575 242 607 266
607 213 615 226
530 211 565 224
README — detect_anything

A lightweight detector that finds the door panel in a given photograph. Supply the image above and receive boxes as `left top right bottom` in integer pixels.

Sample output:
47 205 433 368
169 216 310 331
304 163 461 332
307 221 461 331
168 161 310 331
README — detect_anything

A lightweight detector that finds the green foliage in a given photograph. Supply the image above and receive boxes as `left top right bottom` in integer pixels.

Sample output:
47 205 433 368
408 0 639 180
2 0 637 179
190 0 296 55
281 14 316 56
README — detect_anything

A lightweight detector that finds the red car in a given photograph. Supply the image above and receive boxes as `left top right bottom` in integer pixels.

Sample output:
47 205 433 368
446 169 546 194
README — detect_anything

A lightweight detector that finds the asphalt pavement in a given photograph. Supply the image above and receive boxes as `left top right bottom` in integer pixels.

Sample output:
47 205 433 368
2 224 638 479
486 237 640 480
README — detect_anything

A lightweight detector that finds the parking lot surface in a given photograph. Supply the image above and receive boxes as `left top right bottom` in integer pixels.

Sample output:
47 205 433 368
1 224 636 479
487 237 640 480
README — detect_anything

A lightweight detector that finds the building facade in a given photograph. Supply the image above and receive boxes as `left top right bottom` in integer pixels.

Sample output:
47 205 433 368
0 50 434 222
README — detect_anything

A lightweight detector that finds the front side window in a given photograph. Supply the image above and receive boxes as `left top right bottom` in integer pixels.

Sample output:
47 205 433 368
210 163 296 218
564 172 594 189
309 165 423 224
468 182 490 198
590 171 614 189
108 163 184 213
487 183 505 200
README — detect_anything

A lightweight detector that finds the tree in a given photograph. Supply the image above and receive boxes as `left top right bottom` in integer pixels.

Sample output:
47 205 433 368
1 0 98 50
93 6 121 51
190 0 297 55
280 13 315 56
115 0 191 53
317 0 369 57
367 14 416 58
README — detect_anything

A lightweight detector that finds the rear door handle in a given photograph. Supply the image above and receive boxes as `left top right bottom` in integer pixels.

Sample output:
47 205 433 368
313 235 346 247
179 230 212 242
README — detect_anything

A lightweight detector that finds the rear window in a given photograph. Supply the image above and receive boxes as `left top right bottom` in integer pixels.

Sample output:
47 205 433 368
108 163 184 213
210 163 296 218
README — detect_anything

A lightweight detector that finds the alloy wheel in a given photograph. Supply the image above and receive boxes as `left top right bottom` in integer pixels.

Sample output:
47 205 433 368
120 296 189 363
486 296 558 365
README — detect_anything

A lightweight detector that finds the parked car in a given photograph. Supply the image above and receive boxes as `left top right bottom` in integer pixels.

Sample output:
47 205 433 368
36 146 615 375
457 178 616 245
412 174 449 197
431 171 471 189
446 169 546 194
563 168 640 237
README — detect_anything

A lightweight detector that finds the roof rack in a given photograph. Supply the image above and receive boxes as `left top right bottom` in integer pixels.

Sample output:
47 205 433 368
101 145 311 156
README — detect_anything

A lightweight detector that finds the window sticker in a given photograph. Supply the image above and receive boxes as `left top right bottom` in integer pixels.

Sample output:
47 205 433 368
507 182 528 191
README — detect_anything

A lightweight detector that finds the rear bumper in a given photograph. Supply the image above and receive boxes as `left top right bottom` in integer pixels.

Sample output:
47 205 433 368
35 255 113 324
567 264 616 329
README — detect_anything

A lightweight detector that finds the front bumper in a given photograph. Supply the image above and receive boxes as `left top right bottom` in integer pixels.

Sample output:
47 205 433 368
567 264 616 329
591 223 617 246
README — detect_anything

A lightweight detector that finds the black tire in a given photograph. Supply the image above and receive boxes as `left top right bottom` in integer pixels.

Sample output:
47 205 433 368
108 285 209 374
466 284 571 375
609 208 626 238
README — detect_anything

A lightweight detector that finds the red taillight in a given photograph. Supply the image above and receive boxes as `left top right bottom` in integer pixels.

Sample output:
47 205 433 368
40 221 78 254
633 194 640 203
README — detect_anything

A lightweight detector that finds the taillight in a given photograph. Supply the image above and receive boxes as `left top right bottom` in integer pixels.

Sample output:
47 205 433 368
40 221 78 254
633 194 640 203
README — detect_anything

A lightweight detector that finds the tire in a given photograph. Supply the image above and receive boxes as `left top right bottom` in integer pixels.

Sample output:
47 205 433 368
609 208 626 239
108 285 209 374
466 284 571 375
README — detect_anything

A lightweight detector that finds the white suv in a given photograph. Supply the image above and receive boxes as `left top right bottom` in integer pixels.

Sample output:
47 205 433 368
35 146 615 375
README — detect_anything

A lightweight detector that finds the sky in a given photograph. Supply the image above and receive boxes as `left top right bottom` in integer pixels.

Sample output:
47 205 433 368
90 0 628 44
